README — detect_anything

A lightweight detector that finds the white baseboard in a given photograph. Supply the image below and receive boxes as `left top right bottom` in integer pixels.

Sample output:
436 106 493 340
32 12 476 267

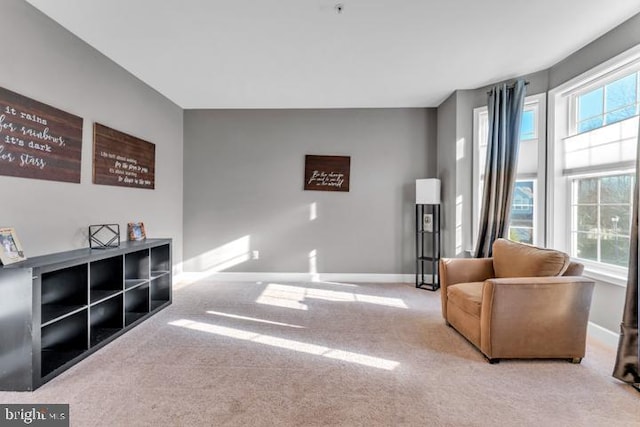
175 271 414 285
587 322 619 349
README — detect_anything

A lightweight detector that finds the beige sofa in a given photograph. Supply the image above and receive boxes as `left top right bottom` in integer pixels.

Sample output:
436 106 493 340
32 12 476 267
439 239 595 363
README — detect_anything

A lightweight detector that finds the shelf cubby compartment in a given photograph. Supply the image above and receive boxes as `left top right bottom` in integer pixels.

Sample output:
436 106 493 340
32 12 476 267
125 283 150 326
90 256 123 304
150 274 171 311
41 309 88 377
41 264 88 325
125 249 149 290
90 295 124 347
150 244 171 278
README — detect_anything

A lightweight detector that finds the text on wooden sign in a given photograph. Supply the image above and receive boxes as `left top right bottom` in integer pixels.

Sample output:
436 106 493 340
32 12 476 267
93 123 155 189
0 86 83 183
304 155 350 192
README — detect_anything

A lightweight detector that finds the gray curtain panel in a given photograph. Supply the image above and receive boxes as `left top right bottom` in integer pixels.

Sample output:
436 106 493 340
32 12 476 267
474 80 527 258
613 118 639 386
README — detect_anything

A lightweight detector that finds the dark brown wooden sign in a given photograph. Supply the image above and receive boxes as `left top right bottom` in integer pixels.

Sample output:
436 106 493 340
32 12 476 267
304 155 350 192
93 123 155 189
0 86 83 183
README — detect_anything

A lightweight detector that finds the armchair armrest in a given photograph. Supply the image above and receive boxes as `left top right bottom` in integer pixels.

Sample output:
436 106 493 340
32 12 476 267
439 258 494 320
480 277 595 359
439 258 495 285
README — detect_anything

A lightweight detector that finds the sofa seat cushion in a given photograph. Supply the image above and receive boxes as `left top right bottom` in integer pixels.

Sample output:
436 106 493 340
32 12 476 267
493 238 570 278
447 282 484 318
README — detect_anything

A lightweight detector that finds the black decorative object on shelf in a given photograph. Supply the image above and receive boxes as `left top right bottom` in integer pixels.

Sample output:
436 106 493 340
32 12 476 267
415 179 441 291
89 224 120 249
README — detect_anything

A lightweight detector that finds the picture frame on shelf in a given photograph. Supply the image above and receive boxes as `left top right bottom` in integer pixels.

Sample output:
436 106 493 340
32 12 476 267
0 227 26 265
128 222 146 241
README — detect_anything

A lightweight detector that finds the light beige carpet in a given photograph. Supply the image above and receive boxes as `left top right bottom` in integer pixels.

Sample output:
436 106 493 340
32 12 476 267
1 279 638 426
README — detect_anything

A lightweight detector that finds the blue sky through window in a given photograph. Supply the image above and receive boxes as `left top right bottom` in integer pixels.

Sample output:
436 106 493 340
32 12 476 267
519 109 535 140
577 72 638 133
578 87 604 132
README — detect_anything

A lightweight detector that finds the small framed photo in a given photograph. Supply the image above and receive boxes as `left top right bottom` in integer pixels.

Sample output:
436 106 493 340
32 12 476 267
0 227 27 265
423 214 433 232
128 222 146 241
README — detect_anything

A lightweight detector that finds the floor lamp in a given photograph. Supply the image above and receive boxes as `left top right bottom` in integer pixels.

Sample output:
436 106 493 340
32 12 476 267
415 179 441 291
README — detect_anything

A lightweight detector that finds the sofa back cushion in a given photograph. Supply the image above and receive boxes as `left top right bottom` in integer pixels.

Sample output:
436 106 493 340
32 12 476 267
493 238 570 278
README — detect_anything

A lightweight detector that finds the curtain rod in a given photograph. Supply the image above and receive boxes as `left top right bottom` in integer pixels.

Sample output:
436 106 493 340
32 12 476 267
486 81 530 95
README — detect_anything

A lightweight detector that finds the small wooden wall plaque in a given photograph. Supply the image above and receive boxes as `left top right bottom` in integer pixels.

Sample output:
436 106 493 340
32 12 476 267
0 86 83 183
93 123 155 189
304 155 350 192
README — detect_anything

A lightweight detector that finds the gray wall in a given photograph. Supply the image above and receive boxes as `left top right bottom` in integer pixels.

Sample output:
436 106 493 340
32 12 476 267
0 0 184 266
549 12 640 89
183 109 436 275
436 93 458 257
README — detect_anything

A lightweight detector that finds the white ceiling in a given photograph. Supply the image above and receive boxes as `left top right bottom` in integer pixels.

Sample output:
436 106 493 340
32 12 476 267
25 0 640 109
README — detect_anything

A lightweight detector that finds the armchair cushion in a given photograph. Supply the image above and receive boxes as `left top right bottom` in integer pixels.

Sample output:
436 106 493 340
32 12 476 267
447 282 483 318
492 238 570 278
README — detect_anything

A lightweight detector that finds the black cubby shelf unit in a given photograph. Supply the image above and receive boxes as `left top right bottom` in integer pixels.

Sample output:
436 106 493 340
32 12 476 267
0 238 172 391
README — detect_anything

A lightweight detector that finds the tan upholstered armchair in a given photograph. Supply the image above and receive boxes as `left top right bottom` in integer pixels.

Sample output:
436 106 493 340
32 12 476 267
439 239 595 364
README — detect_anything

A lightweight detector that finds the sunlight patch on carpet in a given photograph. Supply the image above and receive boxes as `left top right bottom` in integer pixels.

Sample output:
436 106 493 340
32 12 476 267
255 283 309 310
206 310 305 329
169 319 399 370
255 283 408 310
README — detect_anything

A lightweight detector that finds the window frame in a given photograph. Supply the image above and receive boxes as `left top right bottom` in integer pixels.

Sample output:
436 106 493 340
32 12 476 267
569 171 635 270
568 60 640 136
548 45 640 287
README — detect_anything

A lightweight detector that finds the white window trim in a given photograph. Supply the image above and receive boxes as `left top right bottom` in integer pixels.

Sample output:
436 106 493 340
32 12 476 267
548 44 640 287
581 261 628 287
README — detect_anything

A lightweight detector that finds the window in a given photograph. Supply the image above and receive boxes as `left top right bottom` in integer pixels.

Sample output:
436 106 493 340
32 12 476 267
576 72 639 133
571 173 634 266
519 109 537 141
510 180 536 244
550 51 639 278
473 94 546 249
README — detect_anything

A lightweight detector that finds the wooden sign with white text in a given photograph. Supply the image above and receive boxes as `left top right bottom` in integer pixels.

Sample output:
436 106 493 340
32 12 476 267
0 86 83 183
93 123 155 189
304 155 350 192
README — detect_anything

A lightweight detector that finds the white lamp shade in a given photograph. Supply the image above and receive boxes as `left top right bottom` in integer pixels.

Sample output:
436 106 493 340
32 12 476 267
416 179 441 204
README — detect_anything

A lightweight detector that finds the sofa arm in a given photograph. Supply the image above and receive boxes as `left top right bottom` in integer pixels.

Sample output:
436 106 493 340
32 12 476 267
439 258 494 320
480 277 595 359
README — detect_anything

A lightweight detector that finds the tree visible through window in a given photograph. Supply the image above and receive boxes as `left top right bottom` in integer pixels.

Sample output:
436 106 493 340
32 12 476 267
571 174 634 266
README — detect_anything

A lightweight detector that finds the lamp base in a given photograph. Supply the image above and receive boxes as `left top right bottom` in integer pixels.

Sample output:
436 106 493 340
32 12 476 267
416 281 439 292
